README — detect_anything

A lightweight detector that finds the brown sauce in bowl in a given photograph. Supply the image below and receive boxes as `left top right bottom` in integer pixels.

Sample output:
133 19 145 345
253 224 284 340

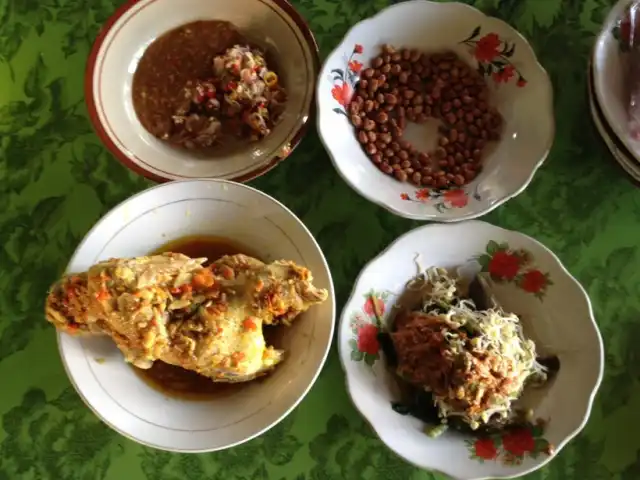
132 20 286 153
156 234 261 266
132 235 282 400
132 21 244 143
134 361 243 400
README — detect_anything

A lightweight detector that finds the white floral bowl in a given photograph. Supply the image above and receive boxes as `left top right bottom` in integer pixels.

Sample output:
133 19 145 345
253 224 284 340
338 221 603 479
317 0 554 221
86 0 319 183
593 0 640 163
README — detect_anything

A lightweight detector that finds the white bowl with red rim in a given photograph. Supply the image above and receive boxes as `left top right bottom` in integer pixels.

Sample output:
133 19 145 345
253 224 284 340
338 220 603 479
317 0 554 221
86 0 319 183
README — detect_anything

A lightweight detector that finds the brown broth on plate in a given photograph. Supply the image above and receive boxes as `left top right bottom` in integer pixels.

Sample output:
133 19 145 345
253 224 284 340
133 360 243 400
133 235 283 400
155 234 261 266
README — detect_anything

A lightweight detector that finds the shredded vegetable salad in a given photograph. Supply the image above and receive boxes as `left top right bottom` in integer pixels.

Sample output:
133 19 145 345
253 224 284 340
400 266 548 431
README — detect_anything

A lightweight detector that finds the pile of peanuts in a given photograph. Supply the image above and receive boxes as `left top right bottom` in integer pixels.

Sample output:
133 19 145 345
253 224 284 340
349 45 503 188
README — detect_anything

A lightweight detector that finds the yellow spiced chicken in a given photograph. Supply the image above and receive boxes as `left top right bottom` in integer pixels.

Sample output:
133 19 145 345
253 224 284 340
45 253 328 382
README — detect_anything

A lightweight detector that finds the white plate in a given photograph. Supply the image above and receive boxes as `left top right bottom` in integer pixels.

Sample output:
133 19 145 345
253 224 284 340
338 221 603 479
588 61 640 182
317 0 554 222
57 179 335 452
86 0 318 183
593 0 640 164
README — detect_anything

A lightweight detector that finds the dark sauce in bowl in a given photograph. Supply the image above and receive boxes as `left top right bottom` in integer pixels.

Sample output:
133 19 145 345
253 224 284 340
134 360 243 400
156 234 260 266
132 20 285 155
132 21 244 145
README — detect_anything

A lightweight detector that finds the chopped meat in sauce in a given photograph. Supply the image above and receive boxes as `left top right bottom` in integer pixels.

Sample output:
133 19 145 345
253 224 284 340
391 310 517 420
132 20 287 151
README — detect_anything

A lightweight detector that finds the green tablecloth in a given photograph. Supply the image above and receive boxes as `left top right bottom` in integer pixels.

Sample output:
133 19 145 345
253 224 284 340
0 0 638 478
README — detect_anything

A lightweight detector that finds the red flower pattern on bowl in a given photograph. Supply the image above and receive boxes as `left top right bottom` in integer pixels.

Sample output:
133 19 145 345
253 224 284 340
476 240 553 298
348 291 388 365
493 64 516 83
467 424 553 465
443 189 469 208
474 32 501 62
415 188 430 200
356 323 380 356
462 27 527 87
400 186 479 212
331 83 352 107
348 60 363 73
502 428 536 457
473 438 499 460
364 296 385 317
520 269 548 293
488 250 521 280
329 44 364 115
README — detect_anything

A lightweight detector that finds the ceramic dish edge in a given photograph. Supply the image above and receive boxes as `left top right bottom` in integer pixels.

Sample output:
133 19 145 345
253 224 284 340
337 220 604 479
588 57 640 184
316 0 555 222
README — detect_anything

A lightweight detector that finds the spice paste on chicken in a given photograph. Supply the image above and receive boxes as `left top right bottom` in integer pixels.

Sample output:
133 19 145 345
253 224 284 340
45 251 327 384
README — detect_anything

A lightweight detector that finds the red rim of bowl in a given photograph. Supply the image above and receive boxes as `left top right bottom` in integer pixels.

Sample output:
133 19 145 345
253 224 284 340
84 0 320 184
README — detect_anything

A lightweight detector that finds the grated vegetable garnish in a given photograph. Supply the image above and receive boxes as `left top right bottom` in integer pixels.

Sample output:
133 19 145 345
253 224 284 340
403 264 548 430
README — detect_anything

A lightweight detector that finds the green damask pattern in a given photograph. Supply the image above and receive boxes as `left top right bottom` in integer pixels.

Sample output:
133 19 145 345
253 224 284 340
0 0 638 478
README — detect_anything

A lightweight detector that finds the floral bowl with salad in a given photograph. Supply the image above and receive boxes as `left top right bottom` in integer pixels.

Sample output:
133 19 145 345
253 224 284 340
338 220 603 479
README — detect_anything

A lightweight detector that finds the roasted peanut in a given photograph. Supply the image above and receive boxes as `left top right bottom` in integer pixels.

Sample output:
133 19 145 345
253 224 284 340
351 44 501 187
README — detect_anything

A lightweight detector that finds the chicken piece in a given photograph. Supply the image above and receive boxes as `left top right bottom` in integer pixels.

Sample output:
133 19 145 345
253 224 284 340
45 253 328 382
47 253 210 367
46 272 100 335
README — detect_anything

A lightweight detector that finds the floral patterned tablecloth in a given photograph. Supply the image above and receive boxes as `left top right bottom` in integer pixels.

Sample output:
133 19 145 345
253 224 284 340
0 0 638 479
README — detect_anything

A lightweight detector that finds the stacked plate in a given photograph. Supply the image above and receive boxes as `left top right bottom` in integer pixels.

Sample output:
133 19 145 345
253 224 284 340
592 0 640 184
